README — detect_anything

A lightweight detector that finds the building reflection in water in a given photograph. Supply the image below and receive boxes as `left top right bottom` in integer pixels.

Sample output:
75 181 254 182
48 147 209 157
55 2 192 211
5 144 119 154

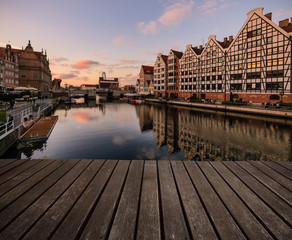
147 104 291 161
135 104 153 132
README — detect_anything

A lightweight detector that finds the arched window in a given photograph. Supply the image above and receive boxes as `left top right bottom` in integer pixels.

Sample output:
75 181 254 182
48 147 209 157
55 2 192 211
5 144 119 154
270 95 280 100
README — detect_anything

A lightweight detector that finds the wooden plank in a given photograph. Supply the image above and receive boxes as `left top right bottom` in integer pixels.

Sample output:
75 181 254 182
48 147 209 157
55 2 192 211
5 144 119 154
184 161 245 240
0 159 66 211
0 159 39 185
198 162 272 240
0 159 29 176
275 161 292 171
211 161 292 239
239 161 292 205
80 160 130 240
0 160 54 197
224 161 292 226
0 159 93 240
158 160 189 239
262 161 292 181
108 160 144 240
0 160 77 231
0 159 18 168
22 160 102 240
136 161 161 240
51 160 117 240
171 161 217 240
250 161 292 191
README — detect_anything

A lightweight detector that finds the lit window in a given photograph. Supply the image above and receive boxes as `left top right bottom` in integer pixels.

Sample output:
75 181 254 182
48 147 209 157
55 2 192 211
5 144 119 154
248 63 252 69
267 60 272 67
278 58 283 65
252 62 256 68
256 61 261 68
272 59 277 66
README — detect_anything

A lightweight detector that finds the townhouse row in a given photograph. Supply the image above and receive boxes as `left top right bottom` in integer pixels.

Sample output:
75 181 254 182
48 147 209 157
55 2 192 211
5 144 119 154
140 8 292 103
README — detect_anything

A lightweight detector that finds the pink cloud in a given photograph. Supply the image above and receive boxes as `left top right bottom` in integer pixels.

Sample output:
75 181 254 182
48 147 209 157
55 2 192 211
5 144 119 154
198 0 233 16
113 36 136 47
159 1 194 26
51 57 68 62
72 59 100 69
59 73 78 79
78 76 89 81
137 21 159 35
137 1 194 35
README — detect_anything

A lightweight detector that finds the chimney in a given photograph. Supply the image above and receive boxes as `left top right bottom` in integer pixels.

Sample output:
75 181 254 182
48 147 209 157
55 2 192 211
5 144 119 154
264 12 272 20
199 45 202 50
224 37 227 44
279 19 289 27
229 36 233 42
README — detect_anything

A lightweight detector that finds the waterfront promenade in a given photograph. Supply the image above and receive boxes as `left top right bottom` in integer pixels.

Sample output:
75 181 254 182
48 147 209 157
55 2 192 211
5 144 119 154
0 159 291 239
145 99 292 119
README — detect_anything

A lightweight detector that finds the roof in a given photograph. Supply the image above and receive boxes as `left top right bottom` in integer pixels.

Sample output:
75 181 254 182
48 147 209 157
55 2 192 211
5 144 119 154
191 47 204 55
81 84 96 87
217 39 233 48
172 49 183 58
281 24 292 33
142 65 154 74
161 54 168 63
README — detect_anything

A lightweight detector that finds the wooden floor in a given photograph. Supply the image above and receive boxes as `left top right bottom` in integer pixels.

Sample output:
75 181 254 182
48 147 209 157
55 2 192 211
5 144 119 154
20 116 58 141
0 159 291 240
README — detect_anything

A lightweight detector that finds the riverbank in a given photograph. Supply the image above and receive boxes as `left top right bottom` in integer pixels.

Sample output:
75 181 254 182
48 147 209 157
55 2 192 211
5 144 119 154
0 159 291 239
145 98 292 119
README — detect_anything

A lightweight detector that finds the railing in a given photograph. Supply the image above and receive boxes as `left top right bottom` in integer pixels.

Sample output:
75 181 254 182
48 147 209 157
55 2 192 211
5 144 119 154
0 120 14 138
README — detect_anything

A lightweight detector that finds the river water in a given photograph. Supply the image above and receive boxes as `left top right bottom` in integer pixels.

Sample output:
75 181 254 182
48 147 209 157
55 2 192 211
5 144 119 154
2 97 292 161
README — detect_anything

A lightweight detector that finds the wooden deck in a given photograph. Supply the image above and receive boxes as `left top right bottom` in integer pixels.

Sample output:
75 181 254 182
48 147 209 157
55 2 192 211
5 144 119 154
0 159 291 239
20 116 58 141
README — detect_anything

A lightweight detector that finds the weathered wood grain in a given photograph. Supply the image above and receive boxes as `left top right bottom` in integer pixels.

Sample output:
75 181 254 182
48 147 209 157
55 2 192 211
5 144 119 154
198 162 272 240
108 160 144 240
80 160 130 240
51 160 117 240
184 161 246 240
171 161 218 240
158 160 190 240
136 161 161 240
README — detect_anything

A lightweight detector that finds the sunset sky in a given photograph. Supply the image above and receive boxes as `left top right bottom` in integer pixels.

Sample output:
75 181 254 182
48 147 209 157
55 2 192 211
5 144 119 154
1 0 291 87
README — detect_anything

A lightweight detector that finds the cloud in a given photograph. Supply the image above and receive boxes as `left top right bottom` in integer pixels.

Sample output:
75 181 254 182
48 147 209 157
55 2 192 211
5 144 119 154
113 36 136 47
137 21 159 34
198 0 233 16
51 57 68 62
59 73 78 79
72 59 100 69
138 0 194 34
158 1 194 26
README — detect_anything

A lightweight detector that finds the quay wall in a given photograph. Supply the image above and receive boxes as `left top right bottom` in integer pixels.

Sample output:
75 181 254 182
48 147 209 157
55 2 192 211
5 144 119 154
145 99 292 119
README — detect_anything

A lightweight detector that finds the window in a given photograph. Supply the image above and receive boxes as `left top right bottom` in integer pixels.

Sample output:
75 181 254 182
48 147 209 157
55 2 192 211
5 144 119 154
267 37 272 44
267 48 272 55
248 63 252 69
212 84 216 90
218 75 222 80
267 60 272 67
201 85 205 90
206 84 210 90
218 84 222 90
238 44 243 50
212 76 216 80
278 58 283 65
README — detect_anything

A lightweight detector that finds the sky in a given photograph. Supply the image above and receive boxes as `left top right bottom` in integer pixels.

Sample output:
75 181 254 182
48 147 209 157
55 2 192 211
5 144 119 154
1 0 292 87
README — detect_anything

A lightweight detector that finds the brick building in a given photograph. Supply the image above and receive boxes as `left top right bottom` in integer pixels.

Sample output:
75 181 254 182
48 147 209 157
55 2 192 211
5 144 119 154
18 41 52 93
167 49 183 98
139 65 154 94
0 44 20 91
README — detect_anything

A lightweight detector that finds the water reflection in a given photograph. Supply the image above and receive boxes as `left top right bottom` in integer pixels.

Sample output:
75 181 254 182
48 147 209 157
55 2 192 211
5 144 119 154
1 98 291 161
148 104 292 161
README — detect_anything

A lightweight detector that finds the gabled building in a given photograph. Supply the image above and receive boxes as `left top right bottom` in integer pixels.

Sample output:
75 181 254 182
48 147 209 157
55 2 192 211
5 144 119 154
225 8 292 103
179 44 203 99
18 41 52 92
153 53 168 97
197 35 228 100
167 49 183 98
0 44 20 90
139 65 154 94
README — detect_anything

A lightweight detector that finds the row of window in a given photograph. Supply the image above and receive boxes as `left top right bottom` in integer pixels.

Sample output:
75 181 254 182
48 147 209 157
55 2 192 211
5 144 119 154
181 84 223 91
181 75 223 82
